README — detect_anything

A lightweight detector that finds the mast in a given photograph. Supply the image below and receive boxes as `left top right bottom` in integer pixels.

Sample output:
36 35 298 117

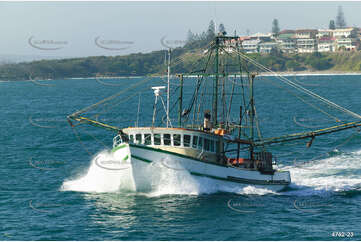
237 106 242 162
212 36 219 127
249 73 255 160
178 74 183 127
167 48 171 128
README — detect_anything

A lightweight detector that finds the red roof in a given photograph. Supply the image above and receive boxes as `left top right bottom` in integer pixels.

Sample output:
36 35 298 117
296 29 318 33
238 36 251 41
279 30 295 34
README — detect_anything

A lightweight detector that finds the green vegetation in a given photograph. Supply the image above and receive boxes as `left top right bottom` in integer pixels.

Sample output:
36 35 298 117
2 48 361 81
1 18 361 81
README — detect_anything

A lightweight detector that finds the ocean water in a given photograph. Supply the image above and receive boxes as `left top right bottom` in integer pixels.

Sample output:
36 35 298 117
1 75 361 240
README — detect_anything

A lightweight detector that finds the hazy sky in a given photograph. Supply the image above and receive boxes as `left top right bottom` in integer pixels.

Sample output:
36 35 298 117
1 1 360 58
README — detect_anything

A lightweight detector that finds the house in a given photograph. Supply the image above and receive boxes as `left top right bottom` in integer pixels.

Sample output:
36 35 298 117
259 41 278 53
357 28 361 41
249 32 273 42
297 38 317 53
238 36 251 42
317 29 333 39
332 28 357 39
277 30 296 53
318 37 336 52
295 29 318 39
336 38 357 51
356 28 361 50
242 39 261 53
277 32 296 53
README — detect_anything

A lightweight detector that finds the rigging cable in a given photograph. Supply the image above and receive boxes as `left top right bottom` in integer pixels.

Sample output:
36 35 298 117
221 47 342 123
69 77 151 118
235 50 361 120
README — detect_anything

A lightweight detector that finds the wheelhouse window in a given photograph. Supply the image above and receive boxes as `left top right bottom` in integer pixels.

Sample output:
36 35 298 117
198 137 203 150
135 134 142 144
204 138 210 151
144 133 151 145
210 140 215 152
173 134 181 146
129 134 134 143
184 135 191 147
192 136 198 148
154 133 161 145
164 134 171 145
216 141 220 153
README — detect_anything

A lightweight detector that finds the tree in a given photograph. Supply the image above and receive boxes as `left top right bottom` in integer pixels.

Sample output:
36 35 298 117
219 23 226 35
207 20 216 40
187 30 195 43
336 6 346 28
329 20 336 29
272 19 280 36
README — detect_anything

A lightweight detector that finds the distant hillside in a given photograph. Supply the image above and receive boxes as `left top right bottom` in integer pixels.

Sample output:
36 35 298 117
0 54 71 64
1 43 361 81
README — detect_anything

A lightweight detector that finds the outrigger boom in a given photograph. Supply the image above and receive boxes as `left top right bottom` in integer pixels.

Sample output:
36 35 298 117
254 120 361 147
67 115 120 132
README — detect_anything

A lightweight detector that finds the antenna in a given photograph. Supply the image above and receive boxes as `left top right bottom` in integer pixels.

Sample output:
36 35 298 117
151 86 165 127
152 86 165 96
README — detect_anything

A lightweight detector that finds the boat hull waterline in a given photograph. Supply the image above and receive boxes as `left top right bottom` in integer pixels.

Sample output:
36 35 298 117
113 143 291 193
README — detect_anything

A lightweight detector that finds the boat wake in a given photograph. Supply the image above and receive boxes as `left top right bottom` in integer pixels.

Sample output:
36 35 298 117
61 149 361 196
282 149 361 196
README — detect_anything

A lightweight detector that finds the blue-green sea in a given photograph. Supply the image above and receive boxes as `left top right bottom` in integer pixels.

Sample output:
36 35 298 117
1 74 361 240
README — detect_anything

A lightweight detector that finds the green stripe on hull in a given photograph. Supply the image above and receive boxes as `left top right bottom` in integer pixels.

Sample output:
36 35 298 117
129 150 290 186
112 144 128 153
129 143 227 167
190 172 289 186
227 176 289 185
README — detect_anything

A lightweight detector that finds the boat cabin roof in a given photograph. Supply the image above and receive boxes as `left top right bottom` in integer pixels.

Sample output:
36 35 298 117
120 127 223 154
123 127 222 138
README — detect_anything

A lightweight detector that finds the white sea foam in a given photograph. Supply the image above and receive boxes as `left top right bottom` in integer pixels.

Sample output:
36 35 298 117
61 149 136 193
60 149 275 196
282 149 361 196
61 148 361 196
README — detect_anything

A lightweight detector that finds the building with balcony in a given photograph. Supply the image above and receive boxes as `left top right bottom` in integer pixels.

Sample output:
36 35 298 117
332 28 357 39
249 32 273 42
297 38 317 53
317 29 333 39
295 29 318 39
242 39 261 53
259 42 278 53
318 37 336 52
277 34 296 53
336 38 357 51
356 28 361 41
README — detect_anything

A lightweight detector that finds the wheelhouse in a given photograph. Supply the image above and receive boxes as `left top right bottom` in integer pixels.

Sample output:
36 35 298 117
115 127 225 164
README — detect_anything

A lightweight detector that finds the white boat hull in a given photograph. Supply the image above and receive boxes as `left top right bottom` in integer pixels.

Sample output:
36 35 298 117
113 143 291 193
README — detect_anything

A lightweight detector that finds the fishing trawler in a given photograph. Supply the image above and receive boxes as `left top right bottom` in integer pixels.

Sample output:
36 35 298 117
68 35 361 192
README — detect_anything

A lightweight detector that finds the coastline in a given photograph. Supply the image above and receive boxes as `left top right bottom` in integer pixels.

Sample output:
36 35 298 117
258 70 361 77
2 71 361 82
